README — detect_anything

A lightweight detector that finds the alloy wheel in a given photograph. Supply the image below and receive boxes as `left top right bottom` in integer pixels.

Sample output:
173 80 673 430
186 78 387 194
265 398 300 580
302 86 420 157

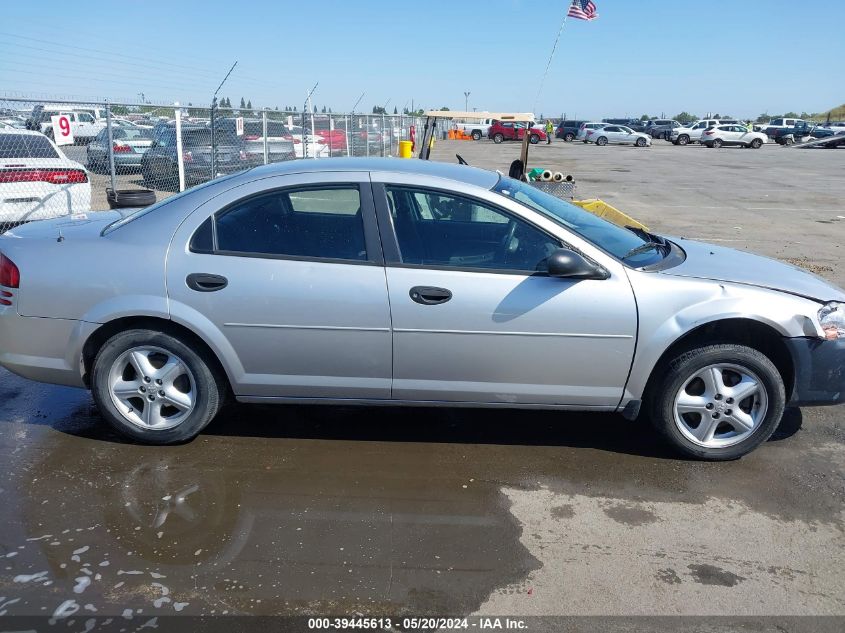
107 346 197 430
673 363 768 448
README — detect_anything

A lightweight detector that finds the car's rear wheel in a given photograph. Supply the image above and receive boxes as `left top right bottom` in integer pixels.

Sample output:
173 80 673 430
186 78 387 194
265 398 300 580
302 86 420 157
750 138 763 149
635 137 647 147
595 136 608 146
92 329 225 444
493 133 504 144
712 138 723 148
564 132 575 142
529 134 540 144
471 130 482 141
649 344 785 460
677 134 689 145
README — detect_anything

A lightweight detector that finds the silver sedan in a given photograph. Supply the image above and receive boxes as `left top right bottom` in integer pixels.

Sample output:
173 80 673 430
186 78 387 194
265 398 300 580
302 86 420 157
1 158 844 460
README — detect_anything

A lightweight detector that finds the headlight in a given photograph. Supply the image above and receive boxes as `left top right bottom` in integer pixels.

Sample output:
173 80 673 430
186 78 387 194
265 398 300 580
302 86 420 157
818 302 845 339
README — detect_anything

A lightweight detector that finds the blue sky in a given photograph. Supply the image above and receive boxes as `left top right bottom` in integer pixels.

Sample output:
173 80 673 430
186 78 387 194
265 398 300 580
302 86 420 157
1 0 842 119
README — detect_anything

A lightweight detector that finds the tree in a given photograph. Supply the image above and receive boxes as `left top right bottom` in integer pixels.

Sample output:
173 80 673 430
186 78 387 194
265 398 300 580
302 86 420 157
239 97 246 109
783 111 799 118
756 113 770 123
439 106 450 111
293 106 297 112
640 114 650 121
674 111 697 125
372 105 386 114
393 106 398 114
321 106 326 113
328 107 332 113
246 100 252 110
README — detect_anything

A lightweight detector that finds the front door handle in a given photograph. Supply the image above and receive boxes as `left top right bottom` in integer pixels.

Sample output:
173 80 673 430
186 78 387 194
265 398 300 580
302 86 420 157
409 286 452 305
186 273 228 292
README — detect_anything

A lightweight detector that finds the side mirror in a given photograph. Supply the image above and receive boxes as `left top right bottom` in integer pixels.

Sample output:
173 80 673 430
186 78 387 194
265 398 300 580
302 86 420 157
546 248 608 280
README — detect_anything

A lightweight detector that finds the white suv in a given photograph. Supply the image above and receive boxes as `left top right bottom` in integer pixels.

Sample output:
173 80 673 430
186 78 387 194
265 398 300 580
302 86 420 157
670 119 740 145
577 122 607 142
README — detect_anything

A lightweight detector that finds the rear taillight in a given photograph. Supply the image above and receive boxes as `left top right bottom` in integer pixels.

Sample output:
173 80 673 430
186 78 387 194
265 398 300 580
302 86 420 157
182 151 193 162
0 252 20 290
113 143 132 153
244 135 260 141
283 134 293 141
0 169 88 184
703 130 714 135
239 150 248 160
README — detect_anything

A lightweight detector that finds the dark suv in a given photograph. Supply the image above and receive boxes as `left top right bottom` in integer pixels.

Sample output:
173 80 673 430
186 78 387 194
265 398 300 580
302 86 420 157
141 124 254 190
556 120 586 141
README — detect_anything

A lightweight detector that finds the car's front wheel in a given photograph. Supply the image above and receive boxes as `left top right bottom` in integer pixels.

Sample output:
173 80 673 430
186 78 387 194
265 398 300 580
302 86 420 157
529 134 540 144
750 138 763 149
564 132 575 142
649 344 785 460
92 329 225 444
635 137 647 147
493 133 504 144
595 136 608 146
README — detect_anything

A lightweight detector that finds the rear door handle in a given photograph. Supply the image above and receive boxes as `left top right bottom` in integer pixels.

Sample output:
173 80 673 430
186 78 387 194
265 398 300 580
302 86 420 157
409 286 452 305
186 273 228 292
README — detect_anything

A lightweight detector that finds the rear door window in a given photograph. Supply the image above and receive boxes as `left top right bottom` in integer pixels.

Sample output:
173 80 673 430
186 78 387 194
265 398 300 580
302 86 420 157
210 186 366 261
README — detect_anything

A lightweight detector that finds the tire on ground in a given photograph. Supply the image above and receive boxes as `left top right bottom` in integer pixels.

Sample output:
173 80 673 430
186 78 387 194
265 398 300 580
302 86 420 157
91 328 225 444
648 343 786 461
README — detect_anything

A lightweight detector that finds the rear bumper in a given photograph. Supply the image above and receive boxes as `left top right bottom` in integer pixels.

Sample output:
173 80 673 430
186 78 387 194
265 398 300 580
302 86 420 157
785 337 845 406
0 306 94 388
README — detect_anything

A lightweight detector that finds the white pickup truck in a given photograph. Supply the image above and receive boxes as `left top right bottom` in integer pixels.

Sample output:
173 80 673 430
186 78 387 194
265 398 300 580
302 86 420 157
26 107 107 144
453 118 494 140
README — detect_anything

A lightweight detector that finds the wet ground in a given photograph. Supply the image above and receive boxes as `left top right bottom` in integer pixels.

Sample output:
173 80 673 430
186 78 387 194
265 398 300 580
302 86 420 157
1 366 843 624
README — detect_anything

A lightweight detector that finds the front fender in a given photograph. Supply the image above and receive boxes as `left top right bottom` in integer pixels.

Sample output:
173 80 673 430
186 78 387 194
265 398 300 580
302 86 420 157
622 272 823 402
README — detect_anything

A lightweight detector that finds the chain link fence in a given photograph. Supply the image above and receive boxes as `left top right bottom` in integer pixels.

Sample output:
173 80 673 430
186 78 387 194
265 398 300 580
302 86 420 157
1 97 425 234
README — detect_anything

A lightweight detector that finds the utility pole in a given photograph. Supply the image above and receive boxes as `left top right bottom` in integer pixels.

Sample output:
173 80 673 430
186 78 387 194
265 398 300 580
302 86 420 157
464 91 470 112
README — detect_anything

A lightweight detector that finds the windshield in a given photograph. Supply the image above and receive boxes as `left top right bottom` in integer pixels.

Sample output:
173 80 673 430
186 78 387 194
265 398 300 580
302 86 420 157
492 176 665 266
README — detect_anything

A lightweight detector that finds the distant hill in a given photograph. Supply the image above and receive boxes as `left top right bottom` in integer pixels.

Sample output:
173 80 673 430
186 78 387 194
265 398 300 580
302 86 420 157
813 104 845 122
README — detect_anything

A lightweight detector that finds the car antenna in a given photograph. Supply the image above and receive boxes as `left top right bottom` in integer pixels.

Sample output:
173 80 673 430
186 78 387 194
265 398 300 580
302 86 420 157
57 226 64 243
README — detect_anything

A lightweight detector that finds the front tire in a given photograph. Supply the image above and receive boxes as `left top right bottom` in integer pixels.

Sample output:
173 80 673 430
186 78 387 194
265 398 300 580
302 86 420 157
635 137 647 147
564 132 575 142
648 344 785 460
529 134 540 144
750 138 763 149
677 134 689 145
92 329 225 444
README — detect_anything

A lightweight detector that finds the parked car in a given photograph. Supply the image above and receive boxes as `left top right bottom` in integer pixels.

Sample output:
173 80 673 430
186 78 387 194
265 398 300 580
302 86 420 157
0 117 27 130
576 122 607 142
86 127 154 172
1 158 843 460
0 129 90 226
488 120 546 144
556 120 586 141
214 118 296 163
808 127 845 148
587 125 651 147
700 125 767 149
669 119 741 145
141 124 253 189
25 107 106 143
288 125 330 158
455 118 494 141
645 119 681 139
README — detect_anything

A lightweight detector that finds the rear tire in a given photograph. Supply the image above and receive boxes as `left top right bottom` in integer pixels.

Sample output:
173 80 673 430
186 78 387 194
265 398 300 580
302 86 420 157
471 130 482 141
596 136 608 146
529 134 540 144
564 132 575 142
648 344 786 461
712 138 723 148
91 329 225 445
493 133 504 144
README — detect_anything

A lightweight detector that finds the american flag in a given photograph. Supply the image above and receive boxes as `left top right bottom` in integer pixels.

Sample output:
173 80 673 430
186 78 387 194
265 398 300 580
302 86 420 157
567 0 598 20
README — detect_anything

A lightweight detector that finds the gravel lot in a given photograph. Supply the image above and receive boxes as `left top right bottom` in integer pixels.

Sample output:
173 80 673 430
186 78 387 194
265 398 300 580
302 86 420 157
1 139 843 629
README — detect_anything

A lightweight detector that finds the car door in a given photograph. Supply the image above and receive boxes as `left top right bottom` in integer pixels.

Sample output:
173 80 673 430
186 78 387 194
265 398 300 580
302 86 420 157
372 179 637 406
166 172 392 399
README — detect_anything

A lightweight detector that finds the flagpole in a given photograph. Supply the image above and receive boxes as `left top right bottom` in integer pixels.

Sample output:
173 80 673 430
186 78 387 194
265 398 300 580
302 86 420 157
532 1 574 113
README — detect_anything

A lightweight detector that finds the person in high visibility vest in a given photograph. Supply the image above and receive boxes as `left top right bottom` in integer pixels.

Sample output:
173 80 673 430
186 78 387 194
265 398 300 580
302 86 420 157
545 120 554 144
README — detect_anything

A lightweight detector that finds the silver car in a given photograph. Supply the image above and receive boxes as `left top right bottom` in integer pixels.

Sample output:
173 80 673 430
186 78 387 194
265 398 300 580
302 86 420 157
1 158 843 460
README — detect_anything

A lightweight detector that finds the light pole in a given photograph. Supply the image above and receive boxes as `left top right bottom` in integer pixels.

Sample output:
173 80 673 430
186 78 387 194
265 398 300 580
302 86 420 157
464 91 470 112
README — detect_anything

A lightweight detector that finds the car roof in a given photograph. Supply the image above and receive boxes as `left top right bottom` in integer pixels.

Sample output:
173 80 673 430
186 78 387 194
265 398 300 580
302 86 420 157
245 157 500 189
